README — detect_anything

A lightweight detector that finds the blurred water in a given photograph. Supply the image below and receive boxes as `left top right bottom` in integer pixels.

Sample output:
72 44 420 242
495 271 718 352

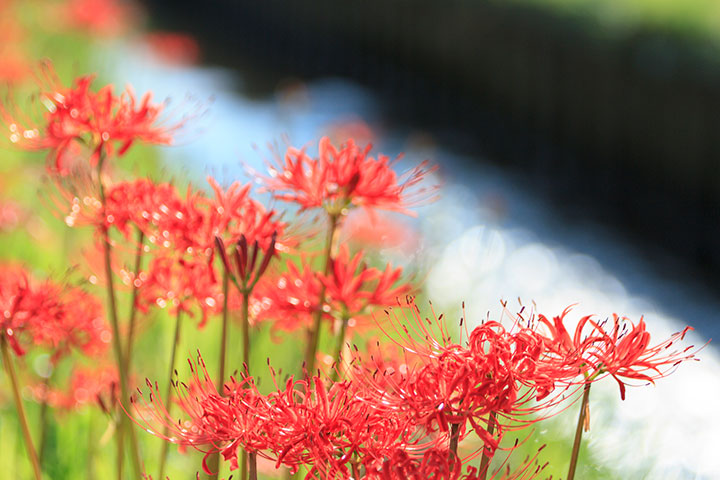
100 40 720 479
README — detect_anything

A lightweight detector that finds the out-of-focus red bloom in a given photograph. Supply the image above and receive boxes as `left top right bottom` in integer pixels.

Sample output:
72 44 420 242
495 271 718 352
324 118 375 146
175 177 286 263
1 62 182 173
538 308 699 399
318 245 410 322
137 255 222 327
0 264 111 359
0 13 29 83
0 46 29 84
143 32 201 66
251 259 326 331
31 365 118 412
104 178 185 239
29 284 111 362
60 0 135 37
341 209 419 252
260 137 437 216
0 197 23 232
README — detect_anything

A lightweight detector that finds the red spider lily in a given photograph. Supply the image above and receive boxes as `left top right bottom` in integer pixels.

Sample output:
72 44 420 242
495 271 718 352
318 245 410 320
0 264 111 360
134 354 440 479
360 300 575 463
30 365 118 412
341 209 419 252
103 178 185 239
537 308 699 399
174 177 285 261
0 45 29 84
260 137 437 216
28 284 112 362
1 62 183 173
0 197 23 232
363 443 549 480
132 354 265 471
143 32 201 66
137 255 222 328
59 0 135 37
250 258 327 331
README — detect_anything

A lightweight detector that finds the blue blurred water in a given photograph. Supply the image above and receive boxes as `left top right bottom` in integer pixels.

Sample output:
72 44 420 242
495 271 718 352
99 40 720 479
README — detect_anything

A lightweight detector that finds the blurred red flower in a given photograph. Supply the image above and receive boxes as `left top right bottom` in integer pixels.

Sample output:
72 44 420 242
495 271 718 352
1 63 183 173
261 137 437 216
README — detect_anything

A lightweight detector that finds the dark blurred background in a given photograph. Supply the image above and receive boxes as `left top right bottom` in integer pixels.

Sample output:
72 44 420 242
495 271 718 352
141 0 720 281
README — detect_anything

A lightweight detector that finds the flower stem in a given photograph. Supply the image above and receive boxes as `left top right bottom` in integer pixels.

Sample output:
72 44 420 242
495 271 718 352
567 382 592 480
97 158 142 479
123 228 145 375
241 290 251 376
157 309 183 480
330 314 350 382
87 413 97 480
207 271 230 480
1 335 43 480
241 287 257 480
478 411 497 480
249 452 257 480
304 213 339 374
449 422 460 469
37 374 52 468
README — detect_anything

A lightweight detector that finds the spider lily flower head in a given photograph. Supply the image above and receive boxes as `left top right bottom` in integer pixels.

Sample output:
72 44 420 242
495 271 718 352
59 0 135 37
318 245 411 324
185 177 286 263
260 137 438 217
53 176 185 239
132 353 263 469
0 264 111 360
31 364 118 412
135 353 441 479
137 255 222 328
1 62 187 173
250 258 328 331
363 299 576 460
536 307 701 399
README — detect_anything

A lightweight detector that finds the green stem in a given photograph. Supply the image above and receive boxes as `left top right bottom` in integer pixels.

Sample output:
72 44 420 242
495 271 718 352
87 413 96 480
1 336 43 480
157 309 183 480
240 288 253 480
37 374 51 468
479 411 497 480
241 290 250 375
123 228 145 375
115 420 124 480
207 271 230 480
330 314 350 382
304 214 339 374
567 383 592 480
97 158 142 479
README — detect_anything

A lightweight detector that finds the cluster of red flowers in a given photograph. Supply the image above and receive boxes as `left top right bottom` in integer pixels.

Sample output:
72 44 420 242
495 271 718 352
1 63 704 480
0 264 111 359
134 298 698 479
